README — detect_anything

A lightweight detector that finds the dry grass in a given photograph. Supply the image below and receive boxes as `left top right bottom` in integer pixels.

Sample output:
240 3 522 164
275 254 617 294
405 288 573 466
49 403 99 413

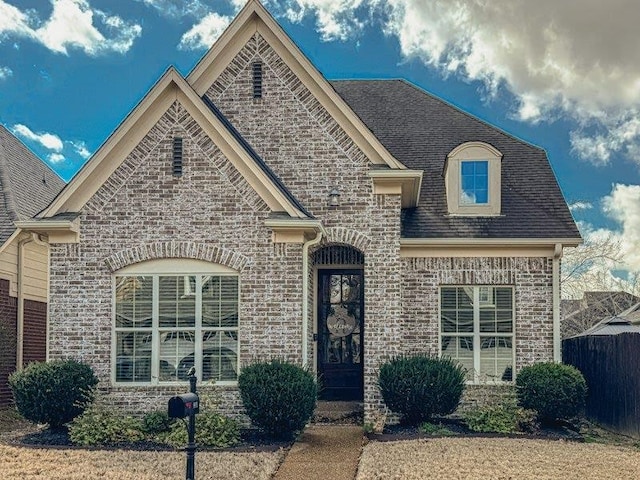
0 445 285 480
357 437 640 480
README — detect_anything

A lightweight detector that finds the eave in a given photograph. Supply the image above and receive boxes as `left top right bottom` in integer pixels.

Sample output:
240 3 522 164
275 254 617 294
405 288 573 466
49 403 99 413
400 237 583 258
15 218 79 244
264 218 324 243
368 170 423 208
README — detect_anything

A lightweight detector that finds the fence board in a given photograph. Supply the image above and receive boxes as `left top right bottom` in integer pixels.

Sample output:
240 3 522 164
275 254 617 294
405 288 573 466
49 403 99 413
563 333 640 438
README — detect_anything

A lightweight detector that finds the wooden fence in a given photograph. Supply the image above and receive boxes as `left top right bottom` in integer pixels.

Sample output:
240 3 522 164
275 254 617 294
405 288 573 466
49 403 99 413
563 333 640 438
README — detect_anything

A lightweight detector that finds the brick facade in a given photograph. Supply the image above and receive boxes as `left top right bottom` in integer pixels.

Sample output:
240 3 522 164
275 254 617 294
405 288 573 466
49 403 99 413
47 31 555 423
0 279 17 406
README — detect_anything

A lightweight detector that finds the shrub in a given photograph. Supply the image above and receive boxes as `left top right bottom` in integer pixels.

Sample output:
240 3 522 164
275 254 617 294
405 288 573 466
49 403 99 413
69 408 145 446
142 410 173 435
238 360 317 439
464 398 538 434
378 355 466 425
420 421 457 436
516 362 587 423
9 360 98 429
159 412 240 448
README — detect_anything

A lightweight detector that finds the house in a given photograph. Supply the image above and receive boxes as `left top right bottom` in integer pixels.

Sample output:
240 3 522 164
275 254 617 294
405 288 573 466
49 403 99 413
561 291 640 338
0 125 65 406
26 0 581 421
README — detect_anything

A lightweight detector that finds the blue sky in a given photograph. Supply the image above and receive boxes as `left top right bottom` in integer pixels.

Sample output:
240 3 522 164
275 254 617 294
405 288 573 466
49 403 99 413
1 0 640 287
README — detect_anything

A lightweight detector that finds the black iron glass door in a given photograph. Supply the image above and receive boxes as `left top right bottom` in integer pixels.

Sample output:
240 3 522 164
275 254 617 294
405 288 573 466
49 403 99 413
317 270 364 400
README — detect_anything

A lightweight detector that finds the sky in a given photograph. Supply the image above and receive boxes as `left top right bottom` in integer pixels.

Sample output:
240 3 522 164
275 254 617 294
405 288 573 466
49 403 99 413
1 0 640 289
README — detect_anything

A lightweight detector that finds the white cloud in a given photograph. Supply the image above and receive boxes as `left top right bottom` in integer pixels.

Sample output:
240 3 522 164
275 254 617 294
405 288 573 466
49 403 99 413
47 152 66 163
569 201 593 212
274 0 640 166
601 184 640 270
179 12 232 50
70 140 91 159
0 0 141 56
11 124 64 151
136 0 211 18
0 66 12 79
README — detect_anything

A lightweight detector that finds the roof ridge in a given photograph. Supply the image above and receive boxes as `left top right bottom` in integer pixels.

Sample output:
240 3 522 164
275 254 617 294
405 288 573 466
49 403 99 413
0 127 20 222
395 79 547 153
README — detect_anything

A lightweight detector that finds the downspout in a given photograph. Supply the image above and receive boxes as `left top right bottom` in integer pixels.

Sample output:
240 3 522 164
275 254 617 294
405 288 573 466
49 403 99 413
16 232 47 370
301 227 325 368
552 243 563 362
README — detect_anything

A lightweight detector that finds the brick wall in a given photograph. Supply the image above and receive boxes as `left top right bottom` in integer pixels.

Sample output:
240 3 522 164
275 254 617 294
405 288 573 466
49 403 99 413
0 279 17 406
401 256 554 369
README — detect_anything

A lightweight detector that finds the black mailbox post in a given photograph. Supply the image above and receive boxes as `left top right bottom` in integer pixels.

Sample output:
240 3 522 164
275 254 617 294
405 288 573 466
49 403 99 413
168 368 199 480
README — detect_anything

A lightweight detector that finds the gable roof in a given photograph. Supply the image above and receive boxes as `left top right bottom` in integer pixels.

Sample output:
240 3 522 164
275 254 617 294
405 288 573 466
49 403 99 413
332 79 581 240
41 68 309 220
187 0 405 171
0 125 65 245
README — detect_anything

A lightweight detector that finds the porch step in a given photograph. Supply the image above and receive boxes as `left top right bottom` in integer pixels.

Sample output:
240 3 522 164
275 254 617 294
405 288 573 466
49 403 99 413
312 401 363 425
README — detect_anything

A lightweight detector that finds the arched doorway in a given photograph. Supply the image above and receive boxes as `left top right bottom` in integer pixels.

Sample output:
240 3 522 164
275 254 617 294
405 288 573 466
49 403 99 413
312 245 364 400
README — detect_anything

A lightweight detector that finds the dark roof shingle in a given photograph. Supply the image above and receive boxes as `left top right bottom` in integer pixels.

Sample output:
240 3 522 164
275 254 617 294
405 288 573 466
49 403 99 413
0 125 66 245
331 79 581 240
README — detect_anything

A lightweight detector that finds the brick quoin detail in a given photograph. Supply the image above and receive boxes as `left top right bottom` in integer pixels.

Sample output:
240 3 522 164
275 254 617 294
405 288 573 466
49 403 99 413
104 242 252 273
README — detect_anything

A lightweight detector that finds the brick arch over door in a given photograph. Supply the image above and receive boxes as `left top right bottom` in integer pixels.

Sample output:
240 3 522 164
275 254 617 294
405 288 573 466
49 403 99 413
103 241 252 273
321 227 371 254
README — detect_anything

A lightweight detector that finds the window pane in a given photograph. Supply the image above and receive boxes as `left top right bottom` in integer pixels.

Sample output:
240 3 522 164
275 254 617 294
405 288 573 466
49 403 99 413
441 288 457 309
441 335 473 380
479 309 496 332
480 336 513 381
159 330 195 382
115 276 152 327
115 331 152 382
202 330 238 382
459 161 489 205
159 276 196 328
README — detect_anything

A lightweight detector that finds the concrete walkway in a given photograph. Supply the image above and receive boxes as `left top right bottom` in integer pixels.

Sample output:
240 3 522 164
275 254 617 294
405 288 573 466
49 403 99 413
274 425 363 480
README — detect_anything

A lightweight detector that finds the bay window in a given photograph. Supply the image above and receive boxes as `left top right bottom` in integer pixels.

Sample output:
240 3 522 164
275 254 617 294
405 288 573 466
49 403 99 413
440 286 514 383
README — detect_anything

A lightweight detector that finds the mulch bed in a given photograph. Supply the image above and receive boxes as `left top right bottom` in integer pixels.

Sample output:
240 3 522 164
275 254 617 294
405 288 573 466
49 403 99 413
367 417 584 443
10 427 292 453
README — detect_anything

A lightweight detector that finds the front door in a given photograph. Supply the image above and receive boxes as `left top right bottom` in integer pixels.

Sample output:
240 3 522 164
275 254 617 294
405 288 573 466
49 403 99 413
317 270 364 400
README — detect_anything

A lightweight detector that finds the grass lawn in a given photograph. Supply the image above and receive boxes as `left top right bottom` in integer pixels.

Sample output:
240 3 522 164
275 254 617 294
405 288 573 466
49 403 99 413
0 444 284 480
357 437 640 480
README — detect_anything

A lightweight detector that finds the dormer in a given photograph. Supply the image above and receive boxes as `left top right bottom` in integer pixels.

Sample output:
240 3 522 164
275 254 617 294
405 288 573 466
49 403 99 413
444 141 502 216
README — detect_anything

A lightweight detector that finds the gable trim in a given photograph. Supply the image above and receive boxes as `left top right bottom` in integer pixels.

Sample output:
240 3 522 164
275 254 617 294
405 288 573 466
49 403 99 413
187 0 406 171
41 68 309 219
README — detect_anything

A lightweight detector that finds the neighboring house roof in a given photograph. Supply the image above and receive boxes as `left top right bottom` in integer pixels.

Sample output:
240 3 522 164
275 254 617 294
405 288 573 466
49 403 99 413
561 291 640 339
332 79 581 240
570 315 640 337
0 125 65 245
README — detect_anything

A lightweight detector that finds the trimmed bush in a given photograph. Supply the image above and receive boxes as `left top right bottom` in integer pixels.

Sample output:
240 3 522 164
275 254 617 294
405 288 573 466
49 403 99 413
378 355 466 425
69 407 145 446
516 362 587 423
9 359 98 429
160 411 240 448
141 410 173 436
238 360 317 439
464 398 538 434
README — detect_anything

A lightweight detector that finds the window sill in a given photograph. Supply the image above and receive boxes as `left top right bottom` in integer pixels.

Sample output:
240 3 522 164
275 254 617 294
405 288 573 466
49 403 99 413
112 381 238 388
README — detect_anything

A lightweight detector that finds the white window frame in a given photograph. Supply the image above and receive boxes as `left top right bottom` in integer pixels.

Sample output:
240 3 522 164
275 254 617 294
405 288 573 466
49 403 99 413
439 285 516 385
445 141 502 216
111 258 240 387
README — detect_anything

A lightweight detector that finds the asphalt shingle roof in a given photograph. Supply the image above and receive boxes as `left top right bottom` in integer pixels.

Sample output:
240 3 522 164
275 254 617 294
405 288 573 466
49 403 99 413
0 125 66 245
331 79 581 240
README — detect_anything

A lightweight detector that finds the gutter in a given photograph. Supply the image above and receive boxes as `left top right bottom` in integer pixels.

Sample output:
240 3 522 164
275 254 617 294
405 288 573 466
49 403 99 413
301 225 325 368
553 243 563 362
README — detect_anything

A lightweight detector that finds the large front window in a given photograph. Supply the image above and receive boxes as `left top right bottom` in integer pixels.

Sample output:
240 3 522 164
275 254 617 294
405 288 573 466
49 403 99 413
440 286 514 383
114 266 239 385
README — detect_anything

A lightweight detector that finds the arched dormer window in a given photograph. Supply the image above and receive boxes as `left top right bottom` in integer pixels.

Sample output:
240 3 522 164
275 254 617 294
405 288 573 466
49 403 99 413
445 141 502 216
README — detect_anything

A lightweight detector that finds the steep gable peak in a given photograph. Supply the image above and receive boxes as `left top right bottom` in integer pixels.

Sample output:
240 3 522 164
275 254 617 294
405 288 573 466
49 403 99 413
42 66 308 220
186 0 406 170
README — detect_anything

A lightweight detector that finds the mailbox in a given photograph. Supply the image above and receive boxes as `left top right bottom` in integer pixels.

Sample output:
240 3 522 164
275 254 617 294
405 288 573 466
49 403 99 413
168 393 200 419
